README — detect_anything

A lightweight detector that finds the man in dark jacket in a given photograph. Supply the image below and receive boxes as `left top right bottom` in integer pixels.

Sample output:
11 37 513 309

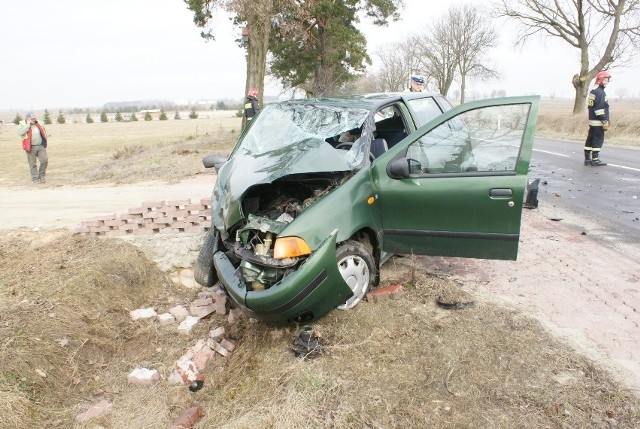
244 88 260 121
584 70 611 166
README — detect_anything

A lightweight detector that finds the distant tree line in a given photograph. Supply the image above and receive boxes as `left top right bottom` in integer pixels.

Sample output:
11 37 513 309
11 103 241 125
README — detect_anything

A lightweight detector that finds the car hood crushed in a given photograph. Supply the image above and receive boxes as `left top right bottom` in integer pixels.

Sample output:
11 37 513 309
213 141 357 235
212 102 372 236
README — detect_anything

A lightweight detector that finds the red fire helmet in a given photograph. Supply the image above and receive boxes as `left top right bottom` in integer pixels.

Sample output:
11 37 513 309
595 70 611 85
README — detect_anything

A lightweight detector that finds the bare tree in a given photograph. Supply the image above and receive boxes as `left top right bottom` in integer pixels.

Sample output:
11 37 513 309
412 20 458 96
494 0 640 113
450 4 499 103
371 6 498 98
615 86 630 99
373 41 416 91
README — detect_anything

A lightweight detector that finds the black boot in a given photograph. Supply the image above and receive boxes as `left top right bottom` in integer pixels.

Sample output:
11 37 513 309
590 155 607 166
584 150 592 166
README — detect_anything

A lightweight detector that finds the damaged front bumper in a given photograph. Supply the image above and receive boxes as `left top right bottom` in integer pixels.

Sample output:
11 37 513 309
214 230 354 324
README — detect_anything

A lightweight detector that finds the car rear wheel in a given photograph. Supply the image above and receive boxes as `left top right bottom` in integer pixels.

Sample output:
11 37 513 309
336 240 375 310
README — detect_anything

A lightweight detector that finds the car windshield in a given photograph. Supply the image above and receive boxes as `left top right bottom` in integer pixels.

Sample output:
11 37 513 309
234 102 371 167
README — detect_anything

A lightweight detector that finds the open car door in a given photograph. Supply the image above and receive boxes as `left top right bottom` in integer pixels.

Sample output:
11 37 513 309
372 96 539 261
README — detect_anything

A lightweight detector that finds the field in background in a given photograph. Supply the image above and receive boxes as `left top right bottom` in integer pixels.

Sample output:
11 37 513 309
537 98 640 147
0 115 242 187
1 98 638 187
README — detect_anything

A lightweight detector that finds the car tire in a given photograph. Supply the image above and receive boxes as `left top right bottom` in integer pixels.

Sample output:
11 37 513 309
194 231 219 287
336 240 376 310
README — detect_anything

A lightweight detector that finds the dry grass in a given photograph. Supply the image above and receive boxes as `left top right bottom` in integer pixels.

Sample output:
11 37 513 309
0 231 201 428
0 115 242 187
1 233 638 428
536 98 640 147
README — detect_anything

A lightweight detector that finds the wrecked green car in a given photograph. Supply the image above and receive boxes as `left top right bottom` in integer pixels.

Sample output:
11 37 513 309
195 92 539 324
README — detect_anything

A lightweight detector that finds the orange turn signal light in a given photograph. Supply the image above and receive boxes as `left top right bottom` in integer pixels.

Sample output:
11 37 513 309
273 236 312 259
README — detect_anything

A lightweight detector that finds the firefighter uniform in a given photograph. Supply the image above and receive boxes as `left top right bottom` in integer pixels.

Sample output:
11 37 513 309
244 95 260 121
584 84 610 165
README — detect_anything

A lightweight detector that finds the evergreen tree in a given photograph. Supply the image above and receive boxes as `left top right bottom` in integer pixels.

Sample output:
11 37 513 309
130 112 138 121
144 112 153 121
86 113 94 123
188 107 198 119
174 111 181 120
269 0 401 96
43 109 52 125
114 111 123 122
56 110 66 124
100 111 108 123
12 114 23 125
159 109 168 120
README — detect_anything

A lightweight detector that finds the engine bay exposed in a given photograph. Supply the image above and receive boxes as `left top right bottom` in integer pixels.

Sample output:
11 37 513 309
224 173 351 291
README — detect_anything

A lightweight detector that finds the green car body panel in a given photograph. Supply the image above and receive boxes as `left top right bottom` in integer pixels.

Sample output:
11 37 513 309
215 230 353 324
373 96 539 260
202 93 540 324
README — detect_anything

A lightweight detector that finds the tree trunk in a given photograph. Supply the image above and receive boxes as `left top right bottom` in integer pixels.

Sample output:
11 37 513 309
459 74 466 104
243 0 273 128
313 23 327 96
571 73 589 113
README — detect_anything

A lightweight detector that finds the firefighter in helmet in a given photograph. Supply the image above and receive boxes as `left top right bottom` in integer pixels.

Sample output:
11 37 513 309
244 88 260 122
584 70 611 166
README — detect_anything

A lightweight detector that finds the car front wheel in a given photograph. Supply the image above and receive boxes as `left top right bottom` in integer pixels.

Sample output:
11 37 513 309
336 240 376 310
194 231 219 287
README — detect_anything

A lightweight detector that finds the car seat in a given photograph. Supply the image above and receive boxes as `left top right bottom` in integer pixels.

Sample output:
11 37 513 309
370 138 388 158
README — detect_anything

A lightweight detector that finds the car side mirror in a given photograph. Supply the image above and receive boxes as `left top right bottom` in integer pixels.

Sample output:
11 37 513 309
387 157 411 179
202 153 228 172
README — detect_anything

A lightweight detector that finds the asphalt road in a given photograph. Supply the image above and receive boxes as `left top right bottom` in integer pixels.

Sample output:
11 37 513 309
529 138 640 255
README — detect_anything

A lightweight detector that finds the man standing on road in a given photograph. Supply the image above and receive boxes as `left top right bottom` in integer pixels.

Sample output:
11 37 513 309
17 111 48 183
584 70 611 166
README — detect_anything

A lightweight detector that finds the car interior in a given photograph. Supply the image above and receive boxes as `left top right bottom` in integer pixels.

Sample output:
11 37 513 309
327 103 410 161
372 106 408 149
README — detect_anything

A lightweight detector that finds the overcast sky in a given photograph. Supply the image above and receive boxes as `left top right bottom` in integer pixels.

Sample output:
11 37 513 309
1 0 638 110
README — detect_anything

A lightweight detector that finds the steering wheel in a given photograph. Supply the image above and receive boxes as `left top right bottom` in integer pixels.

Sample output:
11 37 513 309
335 142 376 162
335 142 353 150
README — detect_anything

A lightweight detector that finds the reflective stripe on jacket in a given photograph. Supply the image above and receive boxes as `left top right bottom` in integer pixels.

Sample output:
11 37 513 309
244 96 260 119
587 85 609 126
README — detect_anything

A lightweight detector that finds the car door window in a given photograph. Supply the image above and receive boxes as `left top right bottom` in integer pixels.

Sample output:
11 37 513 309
406 97 444 128
406 104 531 175
373 104 408 148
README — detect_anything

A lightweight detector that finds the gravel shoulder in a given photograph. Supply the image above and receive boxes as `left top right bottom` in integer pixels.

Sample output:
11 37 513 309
0 174 215 230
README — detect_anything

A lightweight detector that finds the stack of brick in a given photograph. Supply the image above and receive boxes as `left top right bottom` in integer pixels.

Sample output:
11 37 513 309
74 198 212 236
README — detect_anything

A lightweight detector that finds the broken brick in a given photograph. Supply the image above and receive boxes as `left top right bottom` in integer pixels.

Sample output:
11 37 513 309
172 405 204 429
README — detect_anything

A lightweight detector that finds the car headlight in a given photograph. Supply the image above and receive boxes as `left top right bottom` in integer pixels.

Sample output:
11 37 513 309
273 236 312 259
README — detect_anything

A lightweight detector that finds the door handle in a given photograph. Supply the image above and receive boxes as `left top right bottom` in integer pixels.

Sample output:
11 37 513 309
489 188 513 198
